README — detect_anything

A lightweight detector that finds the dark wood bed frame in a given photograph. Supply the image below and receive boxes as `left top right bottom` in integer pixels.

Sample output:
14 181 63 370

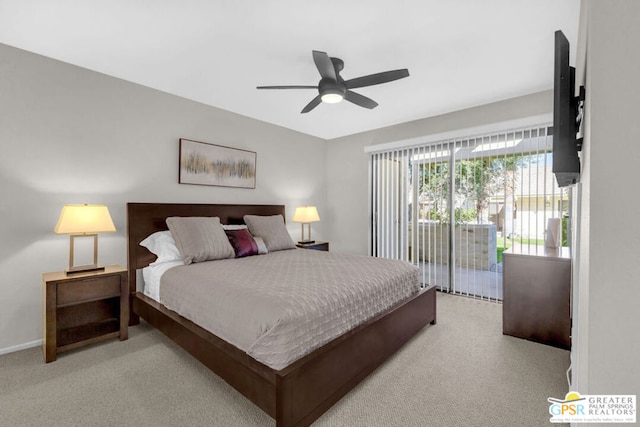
127 202 436 426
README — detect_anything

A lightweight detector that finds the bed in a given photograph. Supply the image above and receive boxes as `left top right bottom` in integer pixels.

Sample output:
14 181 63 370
127 202 436 426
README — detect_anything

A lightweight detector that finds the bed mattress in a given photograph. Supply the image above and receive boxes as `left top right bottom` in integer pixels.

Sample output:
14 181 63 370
159 248 420 370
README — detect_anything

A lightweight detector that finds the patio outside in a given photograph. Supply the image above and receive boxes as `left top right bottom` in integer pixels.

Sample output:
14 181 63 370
409 150 569 301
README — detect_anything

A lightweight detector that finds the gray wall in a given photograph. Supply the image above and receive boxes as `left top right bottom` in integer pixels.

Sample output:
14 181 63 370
326 91 554 255
0 43 326 352
573 0 640 404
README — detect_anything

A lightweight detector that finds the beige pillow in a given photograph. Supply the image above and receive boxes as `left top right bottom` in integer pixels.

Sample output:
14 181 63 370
166 216 235 265
243 214 296 252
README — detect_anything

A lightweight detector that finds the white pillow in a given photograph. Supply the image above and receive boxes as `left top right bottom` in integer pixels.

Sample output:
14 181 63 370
140 230 182 264
253 236 269 254
222 224 248 231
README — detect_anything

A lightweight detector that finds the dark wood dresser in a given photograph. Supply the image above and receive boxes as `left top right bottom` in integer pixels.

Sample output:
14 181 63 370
502 245 571 350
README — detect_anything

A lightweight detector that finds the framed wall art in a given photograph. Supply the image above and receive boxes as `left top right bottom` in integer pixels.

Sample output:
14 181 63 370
179 138 256 189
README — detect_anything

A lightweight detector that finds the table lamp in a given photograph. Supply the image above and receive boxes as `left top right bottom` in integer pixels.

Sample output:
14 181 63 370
292 206 320 244
54 204 116 274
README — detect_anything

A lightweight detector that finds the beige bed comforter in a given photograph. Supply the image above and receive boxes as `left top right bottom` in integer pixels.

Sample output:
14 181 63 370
160 248 419 370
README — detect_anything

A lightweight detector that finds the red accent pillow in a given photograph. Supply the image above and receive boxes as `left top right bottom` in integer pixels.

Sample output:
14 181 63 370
225 229 259 258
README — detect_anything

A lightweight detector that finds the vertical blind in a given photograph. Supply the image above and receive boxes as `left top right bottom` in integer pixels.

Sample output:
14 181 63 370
369 125 568 301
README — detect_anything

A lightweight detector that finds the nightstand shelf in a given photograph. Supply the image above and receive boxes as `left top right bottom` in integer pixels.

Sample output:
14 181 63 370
42 265 128 362
57 318 120 351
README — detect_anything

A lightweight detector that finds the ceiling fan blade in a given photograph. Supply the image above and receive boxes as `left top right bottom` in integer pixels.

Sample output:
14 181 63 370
312 50 337 81
344 69 409 89
345 90 378 109
257 85 317 89
301 95 322 114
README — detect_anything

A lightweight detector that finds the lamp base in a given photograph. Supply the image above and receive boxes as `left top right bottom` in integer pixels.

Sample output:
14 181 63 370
298 240 316 244
66 234 105 275
66 264 106 275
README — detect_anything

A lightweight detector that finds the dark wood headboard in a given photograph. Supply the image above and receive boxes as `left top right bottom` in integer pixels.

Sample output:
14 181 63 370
127 202 286 295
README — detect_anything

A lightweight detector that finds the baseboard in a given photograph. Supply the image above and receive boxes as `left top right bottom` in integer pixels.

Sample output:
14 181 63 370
0 339 42 356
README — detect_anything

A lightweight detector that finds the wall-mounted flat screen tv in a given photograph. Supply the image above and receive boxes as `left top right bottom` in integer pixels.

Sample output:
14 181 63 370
552 30 581 187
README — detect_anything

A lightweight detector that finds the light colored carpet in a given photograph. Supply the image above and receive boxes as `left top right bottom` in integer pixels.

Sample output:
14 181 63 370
0 293 569 426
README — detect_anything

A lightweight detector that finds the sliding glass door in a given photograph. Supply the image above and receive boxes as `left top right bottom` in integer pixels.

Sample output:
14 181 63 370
370 126 568 302
409 142 452 291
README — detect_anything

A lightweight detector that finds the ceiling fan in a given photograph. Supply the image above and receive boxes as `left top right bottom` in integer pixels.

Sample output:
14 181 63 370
257 50 409 113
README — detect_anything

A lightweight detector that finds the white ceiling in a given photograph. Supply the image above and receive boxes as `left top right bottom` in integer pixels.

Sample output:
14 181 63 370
0 0 580 140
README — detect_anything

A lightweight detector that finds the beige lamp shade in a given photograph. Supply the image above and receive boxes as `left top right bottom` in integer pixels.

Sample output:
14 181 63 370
54 204 116 235
292 206 320 223
54 204 115 274
292 206 320 244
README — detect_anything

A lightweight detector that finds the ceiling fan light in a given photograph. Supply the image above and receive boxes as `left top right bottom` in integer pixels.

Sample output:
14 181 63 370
321 92 344 104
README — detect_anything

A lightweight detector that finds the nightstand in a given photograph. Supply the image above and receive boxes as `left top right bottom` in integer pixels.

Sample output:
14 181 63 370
296 241 329 251
42 265 128 363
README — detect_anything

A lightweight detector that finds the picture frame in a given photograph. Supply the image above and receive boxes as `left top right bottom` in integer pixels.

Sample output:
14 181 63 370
179 138 256 189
